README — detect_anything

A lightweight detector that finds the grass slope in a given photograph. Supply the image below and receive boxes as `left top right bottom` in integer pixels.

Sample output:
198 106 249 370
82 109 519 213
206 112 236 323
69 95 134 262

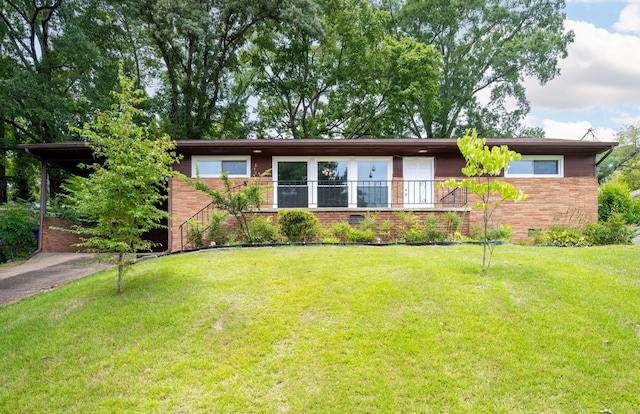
1 245 639 413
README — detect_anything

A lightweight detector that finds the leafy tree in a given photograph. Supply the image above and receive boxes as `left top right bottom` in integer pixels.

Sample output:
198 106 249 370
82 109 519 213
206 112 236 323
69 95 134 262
185 172 267 243
598 124 640 187
444 129 527 272
116 0 320 140
64 74 179 293
0 202 38 262
396 0 573 138
0 0 135 200
248 0 441 138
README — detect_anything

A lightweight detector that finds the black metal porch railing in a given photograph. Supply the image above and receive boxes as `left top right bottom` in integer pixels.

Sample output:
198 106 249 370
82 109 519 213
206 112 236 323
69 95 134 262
179 180 467 250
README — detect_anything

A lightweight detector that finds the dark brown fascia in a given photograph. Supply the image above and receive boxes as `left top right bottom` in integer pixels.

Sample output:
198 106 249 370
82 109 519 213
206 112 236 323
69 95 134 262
175 138 617 157
18 138 618 174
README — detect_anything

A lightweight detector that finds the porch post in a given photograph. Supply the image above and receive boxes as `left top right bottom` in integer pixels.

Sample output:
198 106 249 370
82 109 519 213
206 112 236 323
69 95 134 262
38 160 47 251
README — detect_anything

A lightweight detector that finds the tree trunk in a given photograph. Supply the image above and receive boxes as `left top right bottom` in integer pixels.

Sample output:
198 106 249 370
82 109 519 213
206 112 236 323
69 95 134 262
0 122 7 203
117 252 125 293
13 150 32 202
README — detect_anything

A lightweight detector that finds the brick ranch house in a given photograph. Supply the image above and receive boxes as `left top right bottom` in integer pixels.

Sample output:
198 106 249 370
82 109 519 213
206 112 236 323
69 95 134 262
20 138 616 253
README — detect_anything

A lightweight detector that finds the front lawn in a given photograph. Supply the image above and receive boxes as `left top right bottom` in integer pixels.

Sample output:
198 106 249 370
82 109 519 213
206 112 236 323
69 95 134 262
1 245 639 413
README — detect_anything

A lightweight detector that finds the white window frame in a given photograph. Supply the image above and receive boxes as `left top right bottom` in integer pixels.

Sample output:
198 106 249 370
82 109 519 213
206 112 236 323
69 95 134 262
191 155 251 178
505 155 564 178
272 156 393 209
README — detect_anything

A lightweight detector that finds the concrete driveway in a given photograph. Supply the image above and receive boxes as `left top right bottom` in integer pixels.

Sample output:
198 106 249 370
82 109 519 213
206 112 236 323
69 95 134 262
0 253 113 306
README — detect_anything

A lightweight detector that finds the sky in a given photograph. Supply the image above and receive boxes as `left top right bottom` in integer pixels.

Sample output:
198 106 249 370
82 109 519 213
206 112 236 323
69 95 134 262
523 0 640 141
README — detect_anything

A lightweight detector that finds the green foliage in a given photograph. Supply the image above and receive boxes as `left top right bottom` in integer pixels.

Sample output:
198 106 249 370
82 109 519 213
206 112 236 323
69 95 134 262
330 222 378 243
585 213 636 246
442 211 463 235
120 0 320 139
247 0 442 138
0 0 130 201
597 124 640 185
185 172 268 244
471 224 513 242
46 195 83 224
278 210 319 243
423 216 446 243
186 220 205 249
531 226 590 247
445 129 526 271
530 214 634 247
398 0 573 137
395 211 419 230
598 180 640 224
0 203 38 262
246 216 281 244
207 212 230 246
394 212 461 243
63 74 179 293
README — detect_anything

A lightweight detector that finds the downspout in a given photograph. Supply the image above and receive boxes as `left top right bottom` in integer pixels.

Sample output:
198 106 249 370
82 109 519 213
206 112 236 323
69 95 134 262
164 176 173 254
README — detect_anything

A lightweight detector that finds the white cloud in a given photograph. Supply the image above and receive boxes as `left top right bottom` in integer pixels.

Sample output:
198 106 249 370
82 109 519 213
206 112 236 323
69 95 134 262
614 4 640 33
526 20 640 111
540 119 617 141
614 110 640 125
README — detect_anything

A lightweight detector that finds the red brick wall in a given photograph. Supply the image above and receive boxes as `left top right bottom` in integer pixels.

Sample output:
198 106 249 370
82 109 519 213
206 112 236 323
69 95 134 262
41 217 88 253
169 170 599 250
460 177 598 241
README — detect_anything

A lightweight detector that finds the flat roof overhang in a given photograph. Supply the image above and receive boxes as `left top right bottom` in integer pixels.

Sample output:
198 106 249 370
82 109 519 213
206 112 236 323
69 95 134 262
174 138 617 157
17 142 97 176
18 138 618 174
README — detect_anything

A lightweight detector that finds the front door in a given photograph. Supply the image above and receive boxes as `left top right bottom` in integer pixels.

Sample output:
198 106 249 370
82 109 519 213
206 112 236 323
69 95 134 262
403 157 434 207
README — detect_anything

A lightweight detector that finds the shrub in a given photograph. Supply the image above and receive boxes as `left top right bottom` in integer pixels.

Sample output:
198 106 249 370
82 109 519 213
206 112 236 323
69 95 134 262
0 203 39 262
395 212 422 242
404 229 428 243
186 219 205 248
330 222 377 243
375 220 394 243
442 211 463 238
317 227 340 243
208 212 229 245
348 228 377 243
247 216 280 243
47 196 83 224
487 224 513 242
278 210 318 242
423 216 446 242
598 181 640 224
542 226 589 247
585 213 635 245
529 214 636 247
470 223 512 242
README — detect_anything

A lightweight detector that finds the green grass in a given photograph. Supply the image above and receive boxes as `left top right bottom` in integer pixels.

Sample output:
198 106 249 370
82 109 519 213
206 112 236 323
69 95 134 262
1 245 640 413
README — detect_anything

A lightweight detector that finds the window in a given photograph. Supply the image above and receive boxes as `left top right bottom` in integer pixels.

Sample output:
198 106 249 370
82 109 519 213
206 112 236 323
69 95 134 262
277 161 308 208
273 157 393 208
357 161 389 207
318 161 348 207
192 156 250 177
506 156 563 178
